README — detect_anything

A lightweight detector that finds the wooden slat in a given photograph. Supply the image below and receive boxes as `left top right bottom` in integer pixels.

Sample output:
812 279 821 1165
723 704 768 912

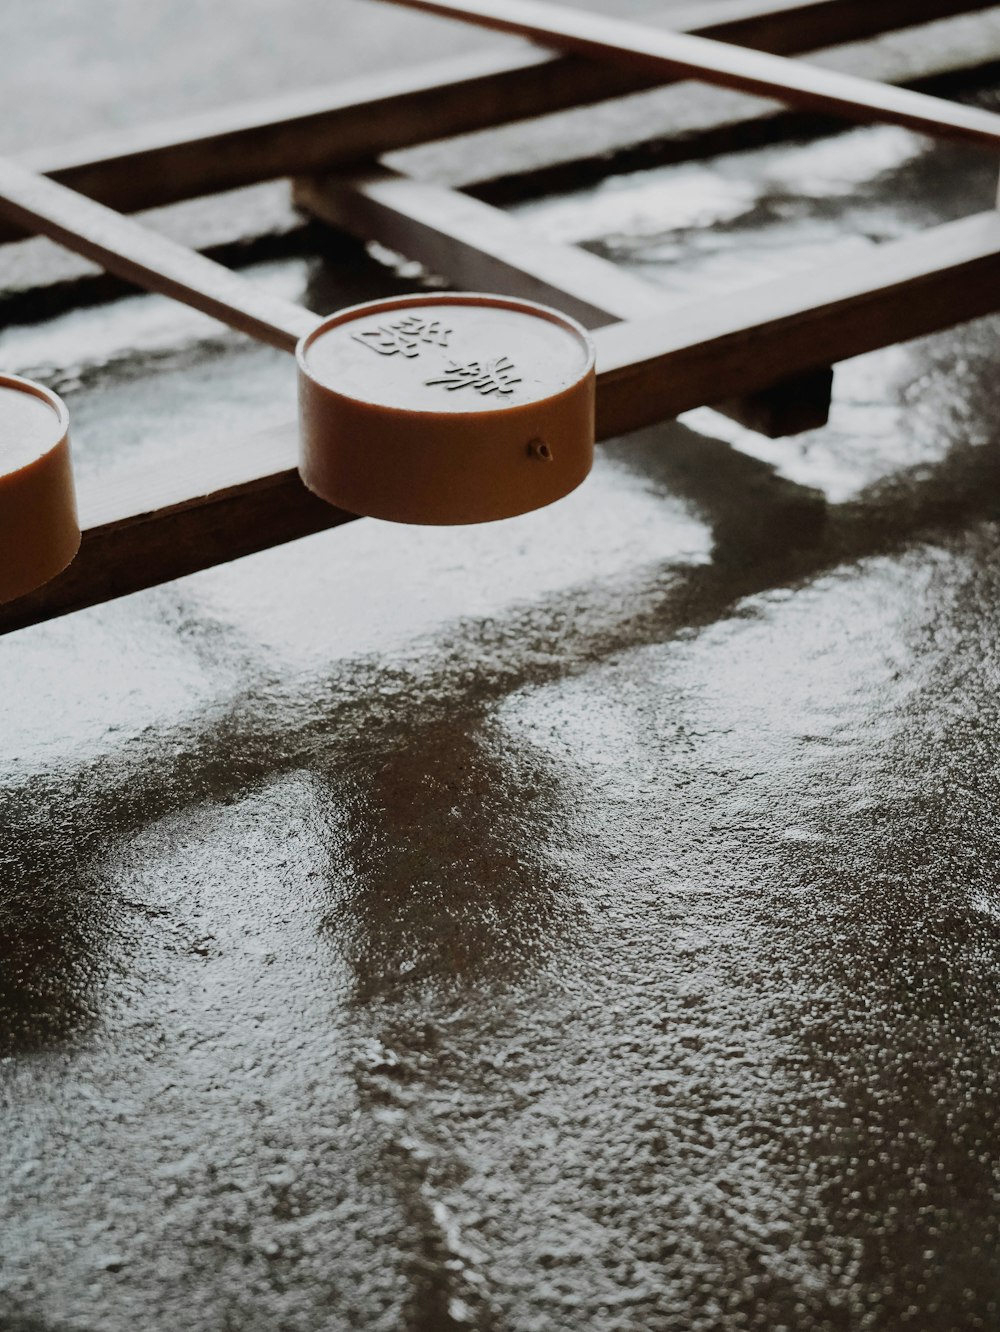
595 210 1000 436
660 0 1000 55
375 0 1000 146
296 165 832 435
2 0 994 246
0 157 318 352
295 166 662 328
4 209 998 635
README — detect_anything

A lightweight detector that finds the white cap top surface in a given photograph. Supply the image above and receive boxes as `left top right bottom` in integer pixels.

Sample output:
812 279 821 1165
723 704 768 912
0 383 64 474
302 299 591 415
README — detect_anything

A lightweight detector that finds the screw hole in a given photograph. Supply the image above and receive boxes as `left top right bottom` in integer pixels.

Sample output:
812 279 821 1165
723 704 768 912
528 438 553 462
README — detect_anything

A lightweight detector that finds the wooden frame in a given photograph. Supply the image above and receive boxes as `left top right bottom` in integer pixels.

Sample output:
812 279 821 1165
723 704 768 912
2 0 999 635
10 0 997 233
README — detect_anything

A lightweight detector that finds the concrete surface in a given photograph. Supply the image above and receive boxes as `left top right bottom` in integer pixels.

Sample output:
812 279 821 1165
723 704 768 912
2 5 1000 1331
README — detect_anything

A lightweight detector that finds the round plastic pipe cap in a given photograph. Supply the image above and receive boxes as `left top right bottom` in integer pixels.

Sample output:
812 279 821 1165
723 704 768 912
0 374 79 604
296 293 596 525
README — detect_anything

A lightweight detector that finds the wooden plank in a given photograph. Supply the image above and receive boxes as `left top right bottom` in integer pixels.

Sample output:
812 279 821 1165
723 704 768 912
661 0 1000 55
595 210 1000 437
0 157 318 352
295 165 832 435
442 10 1000 201
375 0 1000 147
2 0 994 245
3 209 998 635
0 149 799 441
294 166 662 328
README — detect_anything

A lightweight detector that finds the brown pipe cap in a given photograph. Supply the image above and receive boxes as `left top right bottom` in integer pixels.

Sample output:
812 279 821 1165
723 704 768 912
297 293 595 525
0 374 80 604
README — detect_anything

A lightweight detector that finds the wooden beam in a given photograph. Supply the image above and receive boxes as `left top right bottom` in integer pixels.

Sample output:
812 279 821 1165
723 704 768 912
295 166 661 328
375 0 1000 147
451 11 1000 202
295 165 832 436
595 210 1000 437
0 157 317 352
2 0 995 245
3 209 997 635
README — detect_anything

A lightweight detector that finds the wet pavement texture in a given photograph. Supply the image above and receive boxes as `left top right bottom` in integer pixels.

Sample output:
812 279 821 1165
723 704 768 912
3 6 1000 1332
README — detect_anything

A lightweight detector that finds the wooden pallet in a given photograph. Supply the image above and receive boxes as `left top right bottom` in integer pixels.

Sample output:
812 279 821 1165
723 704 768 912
2 0 999 635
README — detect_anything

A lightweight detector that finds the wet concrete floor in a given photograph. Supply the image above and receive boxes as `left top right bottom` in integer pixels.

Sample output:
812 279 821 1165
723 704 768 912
2 6 1000 1331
